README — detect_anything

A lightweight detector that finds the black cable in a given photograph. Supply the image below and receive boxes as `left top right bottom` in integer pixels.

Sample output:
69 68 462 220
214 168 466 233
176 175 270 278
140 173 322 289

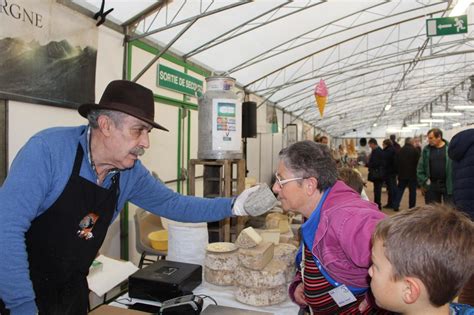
196 294 218 305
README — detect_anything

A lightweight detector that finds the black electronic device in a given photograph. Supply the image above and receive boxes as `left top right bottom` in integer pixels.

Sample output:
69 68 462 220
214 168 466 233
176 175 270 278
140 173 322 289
128 302 161 313
128 260 202 302
242 101 257 138
160 294 203 315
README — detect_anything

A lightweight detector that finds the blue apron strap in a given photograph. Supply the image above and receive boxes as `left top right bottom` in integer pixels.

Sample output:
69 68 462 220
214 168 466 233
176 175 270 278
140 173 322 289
296 187 367 295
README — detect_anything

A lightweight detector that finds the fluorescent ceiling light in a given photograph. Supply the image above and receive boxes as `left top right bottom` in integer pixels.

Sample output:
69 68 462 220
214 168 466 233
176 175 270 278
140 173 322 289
452 122 461 127
387 127 413 133
407 123 429 127
431 112 463 117
449 0 473 16
453 105 474 110
420 118 445 123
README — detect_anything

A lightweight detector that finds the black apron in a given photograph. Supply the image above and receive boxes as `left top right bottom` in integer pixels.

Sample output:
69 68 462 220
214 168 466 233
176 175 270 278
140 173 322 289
24 144 120 315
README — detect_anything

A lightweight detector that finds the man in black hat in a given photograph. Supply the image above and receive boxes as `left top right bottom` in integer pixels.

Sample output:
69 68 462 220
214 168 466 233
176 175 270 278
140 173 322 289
0 80 264 315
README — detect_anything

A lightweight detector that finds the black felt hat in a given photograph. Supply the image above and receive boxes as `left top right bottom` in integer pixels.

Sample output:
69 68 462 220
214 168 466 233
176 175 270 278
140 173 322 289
78 80 168 131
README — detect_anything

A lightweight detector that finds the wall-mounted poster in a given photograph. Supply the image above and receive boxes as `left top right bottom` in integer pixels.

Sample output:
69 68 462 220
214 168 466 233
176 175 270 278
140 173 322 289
286 123 298 147
0 0 98 107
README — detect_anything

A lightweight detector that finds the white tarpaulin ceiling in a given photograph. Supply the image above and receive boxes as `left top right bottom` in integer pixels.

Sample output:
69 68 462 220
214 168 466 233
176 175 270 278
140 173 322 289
71 0 474 137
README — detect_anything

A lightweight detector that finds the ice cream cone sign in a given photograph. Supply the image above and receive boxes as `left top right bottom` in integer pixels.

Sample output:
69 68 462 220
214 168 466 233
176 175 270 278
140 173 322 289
314 79 328 117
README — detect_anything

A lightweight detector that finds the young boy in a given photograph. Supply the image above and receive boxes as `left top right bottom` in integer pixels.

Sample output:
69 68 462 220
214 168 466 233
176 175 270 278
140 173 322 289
369 204 474 314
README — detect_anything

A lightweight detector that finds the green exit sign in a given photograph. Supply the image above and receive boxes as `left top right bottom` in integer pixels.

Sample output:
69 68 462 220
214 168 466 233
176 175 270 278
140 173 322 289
426 15 468 37
157 64 203 97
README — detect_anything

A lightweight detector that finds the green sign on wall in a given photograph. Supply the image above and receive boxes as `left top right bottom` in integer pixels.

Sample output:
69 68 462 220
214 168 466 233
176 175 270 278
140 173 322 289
426 15 468 37
157 64 203 96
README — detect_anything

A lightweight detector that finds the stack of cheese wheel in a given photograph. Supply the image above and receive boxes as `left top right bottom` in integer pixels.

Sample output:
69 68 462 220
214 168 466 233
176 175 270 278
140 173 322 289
265 212 298 245
234 227 287 306
265 212 290 233
273 243 298 282
204 242 238 286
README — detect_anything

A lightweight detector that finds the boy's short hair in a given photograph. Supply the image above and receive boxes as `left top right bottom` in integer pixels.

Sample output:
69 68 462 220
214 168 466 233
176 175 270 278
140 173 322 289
338 167 364 194
373 204 474 307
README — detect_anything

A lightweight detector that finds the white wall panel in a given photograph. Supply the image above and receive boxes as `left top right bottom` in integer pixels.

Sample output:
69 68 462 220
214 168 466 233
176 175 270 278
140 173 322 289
95 26 124 92
272 109 284 169
259 132 274 185
8 101 82 165
246 136 260 181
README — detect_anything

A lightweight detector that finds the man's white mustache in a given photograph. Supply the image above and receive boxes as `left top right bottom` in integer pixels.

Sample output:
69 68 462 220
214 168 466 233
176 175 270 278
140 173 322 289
131 147 145 156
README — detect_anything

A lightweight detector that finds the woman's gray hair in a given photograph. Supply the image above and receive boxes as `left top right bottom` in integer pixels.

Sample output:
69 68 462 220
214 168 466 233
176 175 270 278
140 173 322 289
279 140 337 192
87 109 127 129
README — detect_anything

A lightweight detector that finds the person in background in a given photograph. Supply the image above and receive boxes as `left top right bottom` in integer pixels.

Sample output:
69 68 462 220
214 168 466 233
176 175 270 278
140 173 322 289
273 141 386 314
417 128 453 205
413 136 422 154
368 138 385 210
357 137 370 167
381 139 398 210
390 134 401 153
320 136 329 145
392 137 420 211
337 167 370 201
0 80 262 315
448 128 474 306
368 204 474 315
338 144 347 166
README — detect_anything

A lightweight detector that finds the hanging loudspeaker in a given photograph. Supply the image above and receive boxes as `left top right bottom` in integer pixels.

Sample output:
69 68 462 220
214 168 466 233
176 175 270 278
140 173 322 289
242 101 257 138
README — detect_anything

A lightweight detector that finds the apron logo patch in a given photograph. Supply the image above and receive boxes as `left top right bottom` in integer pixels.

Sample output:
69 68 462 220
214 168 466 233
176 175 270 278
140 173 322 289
77 213 99 240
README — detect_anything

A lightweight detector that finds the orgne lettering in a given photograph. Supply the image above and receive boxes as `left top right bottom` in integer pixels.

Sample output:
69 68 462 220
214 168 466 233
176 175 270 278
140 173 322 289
0 0 44 28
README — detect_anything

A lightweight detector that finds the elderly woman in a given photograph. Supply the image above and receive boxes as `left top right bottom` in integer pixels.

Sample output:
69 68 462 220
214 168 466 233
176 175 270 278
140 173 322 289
273 141 386 314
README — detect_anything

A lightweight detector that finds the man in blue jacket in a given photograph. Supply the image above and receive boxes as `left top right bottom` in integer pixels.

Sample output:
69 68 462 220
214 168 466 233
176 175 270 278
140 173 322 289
0 80 261 315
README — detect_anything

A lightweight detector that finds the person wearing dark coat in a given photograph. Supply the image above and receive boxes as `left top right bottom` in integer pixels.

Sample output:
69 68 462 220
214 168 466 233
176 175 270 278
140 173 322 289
448 128 474 219
390 134 401 153
448 128 474 306
381 139 398 209
367 138 385 210
392 137 420 210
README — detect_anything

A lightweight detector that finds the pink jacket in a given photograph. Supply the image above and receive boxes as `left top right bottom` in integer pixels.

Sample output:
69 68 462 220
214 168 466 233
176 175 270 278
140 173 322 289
289 180 385 303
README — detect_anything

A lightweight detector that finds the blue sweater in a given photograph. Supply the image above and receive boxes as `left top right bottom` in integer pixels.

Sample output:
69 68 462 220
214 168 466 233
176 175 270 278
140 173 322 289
0 125 232 315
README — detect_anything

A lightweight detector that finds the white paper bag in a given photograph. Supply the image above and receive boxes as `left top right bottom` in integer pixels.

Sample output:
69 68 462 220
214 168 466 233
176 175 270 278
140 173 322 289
166 220 208 266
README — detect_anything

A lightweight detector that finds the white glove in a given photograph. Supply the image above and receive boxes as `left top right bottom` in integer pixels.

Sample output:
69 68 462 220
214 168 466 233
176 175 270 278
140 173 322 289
232 185 260 216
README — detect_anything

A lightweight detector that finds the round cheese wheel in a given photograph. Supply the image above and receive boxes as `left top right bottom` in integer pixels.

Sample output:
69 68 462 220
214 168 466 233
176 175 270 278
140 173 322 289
204 251 239 271
274 243 298 266
204 266 234 286
235 284 287 306
234 260 286 288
